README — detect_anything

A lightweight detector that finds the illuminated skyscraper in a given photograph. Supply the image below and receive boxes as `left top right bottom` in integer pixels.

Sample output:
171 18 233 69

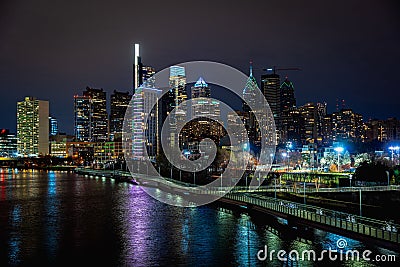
110 90 132 140
280 78 296 111
17 97 49 156
84 87 108 142
261 72 281 143
74 87 108 142
133 44 156 91
182 77 222 146
133 43 141 93
49 116 59 136
261 72 281 123
332 109 363 142
242 63 260 147
299 102 318 144
0 129 17 158
141 65 156 88
132 86 161 159
191 77 220 121
167 66 187 148
74 95 91 141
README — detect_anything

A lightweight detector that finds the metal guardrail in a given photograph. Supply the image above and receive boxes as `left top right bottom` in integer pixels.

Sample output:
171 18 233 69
230 185 400 194
224 193 400 245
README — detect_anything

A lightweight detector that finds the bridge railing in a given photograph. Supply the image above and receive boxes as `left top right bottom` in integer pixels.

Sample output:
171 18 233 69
229 185 400 194
224 193 400 245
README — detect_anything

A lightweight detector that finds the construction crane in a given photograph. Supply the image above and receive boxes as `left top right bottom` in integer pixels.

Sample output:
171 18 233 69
262 66 301 75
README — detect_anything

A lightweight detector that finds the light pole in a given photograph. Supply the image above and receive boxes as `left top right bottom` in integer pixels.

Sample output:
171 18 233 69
389 146 399 165
349 174 352 187
286 142 292 172
282 152 287 171
334 147 344 172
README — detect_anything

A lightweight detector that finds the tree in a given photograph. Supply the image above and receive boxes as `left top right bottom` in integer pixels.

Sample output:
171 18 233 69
354 161 389 183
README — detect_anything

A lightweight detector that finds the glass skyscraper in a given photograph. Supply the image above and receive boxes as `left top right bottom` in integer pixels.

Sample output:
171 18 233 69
74 87 108 142
110 90 132 141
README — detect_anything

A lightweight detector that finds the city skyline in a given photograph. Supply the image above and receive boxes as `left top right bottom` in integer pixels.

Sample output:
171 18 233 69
1 0 399 133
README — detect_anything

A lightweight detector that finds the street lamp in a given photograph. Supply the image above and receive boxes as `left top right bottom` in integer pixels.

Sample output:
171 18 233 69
286 142 292 172
282 152 287 171
334 147 344 172
389 146 400 165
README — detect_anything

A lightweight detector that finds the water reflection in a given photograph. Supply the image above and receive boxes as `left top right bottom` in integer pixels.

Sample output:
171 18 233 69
8 205 21 265
45 171 59 261
0 169 398 266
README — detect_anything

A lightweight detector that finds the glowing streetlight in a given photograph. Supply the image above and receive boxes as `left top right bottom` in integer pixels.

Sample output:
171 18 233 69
334 147 344 172
286 142 293 172
389 146 400 165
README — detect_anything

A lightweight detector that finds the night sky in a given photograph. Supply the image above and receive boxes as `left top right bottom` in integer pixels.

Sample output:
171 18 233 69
1 0 399 134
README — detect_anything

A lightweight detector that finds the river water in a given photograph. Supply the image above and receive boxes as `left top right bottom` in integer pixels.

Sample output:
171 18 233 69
0 169 397 266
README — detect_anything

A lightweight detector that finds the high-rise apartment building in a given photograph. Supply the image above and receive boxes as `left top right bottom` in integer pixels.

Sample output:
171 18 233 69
332 109 363 142
17 97 49 156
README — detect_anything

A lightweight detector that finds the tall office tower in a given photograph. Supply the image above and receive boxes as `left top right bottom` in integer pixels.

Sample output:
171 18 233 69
132 86 161 159
281 107 303 146
110 90 132 141
141 65 156 87
280 78 296 111
74 95 91 141
17 97 49 156
242 63 258 139
84 87 108 142
261 72 281 141
191 77 221 121
74 87 108 142
0 129 17 158
186 77 222 145
167 66 187 148
169 66 187 108
299 103 318 144
49 116 59 136
133 43 142 93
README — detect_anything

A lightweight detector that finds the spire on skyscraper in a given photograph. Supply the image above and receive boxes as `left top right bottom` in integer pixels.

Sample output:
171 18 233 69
194 77 208 88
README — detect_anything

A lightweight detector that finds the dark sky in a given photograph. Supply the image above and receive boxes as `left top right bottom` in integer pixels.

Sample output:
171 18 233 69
1 0 399 134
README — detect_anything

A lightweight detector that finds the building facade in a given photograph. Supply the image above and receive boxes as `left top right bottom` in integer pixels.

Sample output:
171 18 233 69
17 97 49 156
74 87 108 142
110 90 132 141
0 129 17 158
132 86 161 160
